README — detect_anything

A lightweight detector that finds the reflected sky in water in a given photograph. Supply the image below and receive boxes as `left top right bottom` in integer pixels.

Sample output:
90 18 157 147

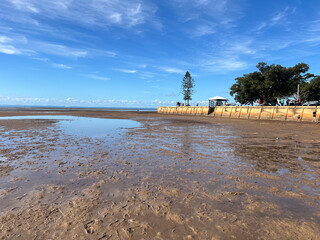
0 115 140 138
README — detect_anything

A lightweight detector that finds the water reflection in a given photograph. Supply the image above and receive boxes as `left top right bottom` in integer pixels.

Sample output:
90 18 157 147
181 125 192 155
0 115 140 138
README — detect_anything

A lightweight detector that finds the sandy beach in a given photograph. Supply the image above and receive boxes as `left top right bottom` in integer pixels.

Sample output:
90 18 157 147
0 109 319 239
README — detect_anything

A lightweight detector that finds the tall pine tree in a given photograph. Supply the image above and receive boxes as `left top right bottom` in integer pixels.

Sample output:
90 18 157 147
181 71 195 106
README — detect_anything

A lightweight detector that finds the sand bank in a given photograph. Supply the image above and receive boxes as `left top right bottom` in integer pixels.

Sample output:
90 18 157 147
0 109 319 239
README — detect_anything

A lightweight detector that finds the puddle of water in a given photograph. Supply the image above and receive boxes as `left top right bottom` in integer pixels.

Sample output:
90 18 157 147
265 168 291 176
57 117 140 138
0 115 75 120
0 115 140 138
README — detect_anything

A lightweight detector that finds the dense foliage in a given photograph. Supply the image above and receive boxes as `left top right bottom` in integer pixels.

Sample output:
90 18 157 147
230 62 319 105
300 76 320 101
181 71 195 106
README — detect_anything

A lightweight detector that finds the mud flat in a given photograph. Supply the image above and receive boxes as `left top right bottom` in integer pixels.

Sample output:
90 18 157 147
0 109 319 239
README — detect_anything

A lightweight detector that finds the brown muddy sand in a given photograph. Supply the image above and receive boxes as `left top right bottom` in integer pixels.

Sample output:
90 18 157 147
0 109 319 240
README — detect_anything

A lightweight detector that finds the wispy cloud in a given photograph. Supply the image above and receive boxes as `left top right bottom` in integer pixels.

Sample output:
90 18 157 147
251 7 295 35
139 71 155 79
7 0 40 13
115 68 137 73
0 44 21 55
191 24 216 37
86 48 117 58
308 20 320 32
255 22 267 32
200 57 249 72
271 7 289 24
2 0 159 29
270 6 297 27
226 40 256 55
165 92 177 97
33 42 87 58
171 0 243 28
0 36 12 43
161 67 184 74
33 57 49 62
0 35 24 55
51 63 72 69
0 34 88 58
84 74 109 81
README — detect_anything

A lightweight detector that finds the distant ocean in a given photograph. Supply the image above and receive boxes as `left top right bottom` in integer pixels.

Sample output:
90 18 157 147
0 105 158 112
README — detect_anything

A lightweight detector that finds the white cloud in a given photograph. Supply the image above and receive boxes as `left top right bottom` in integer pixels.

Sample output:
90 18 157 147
84 74 109 81
227 41 256 55
192 24 216 37
33 42 87 58
51 63 72 69
271 7 289 25
0 33 88 58
309 20 320 32
171 0 243 28
255 22 267 31
2 0 159 29
86 49 117 58
8 0 39 13
162 67 184 74
139 71 155 79
0 44 21 54
166 92 176 97
115 68 137 73
201 57 249 72
33 57 49 62
109 13 122 23
270 6 297 28
0 36 12 43
0 35 27 55
137 64 147 68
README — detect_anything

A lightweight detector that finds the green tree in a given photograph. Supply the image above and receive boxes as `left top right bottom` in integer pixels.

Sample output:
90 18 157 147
301 76 320 101
230 62 310 104
181 71 195 106
230 71 263 105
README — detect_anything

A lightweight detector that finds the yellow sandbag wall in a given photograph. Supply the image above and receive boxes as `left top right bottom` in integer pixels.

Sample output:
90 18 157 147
157 106 210 115
213 106 319 122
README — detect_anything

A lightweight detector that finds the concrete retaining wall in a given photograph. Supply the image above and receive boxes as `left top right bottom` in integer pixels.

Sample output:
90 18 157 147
213 106 319 122
157 106 210 115
157 106 319 122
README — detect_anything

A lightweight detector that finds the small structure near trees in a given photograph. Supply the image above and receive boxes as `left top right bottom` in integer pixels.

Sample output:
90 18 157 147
208 96 229 108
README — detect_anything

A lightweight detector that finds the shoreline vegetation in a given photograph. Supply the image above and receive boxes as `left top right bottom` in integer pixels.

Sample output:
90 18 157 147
230 62 320 106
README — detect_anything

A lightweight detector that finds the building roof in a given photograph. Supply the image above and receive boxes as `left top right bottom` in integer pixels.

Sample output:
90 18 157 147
208 96 229 101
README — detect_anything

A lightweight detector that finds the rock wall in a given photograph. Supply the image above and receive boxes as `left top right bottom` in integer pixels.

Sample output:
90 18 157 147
157 106 211 115
213 106 319 122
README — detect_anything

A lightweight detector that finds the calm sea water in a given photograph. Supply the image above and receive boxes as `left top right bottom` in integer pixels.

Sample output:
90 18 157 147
0 106 157 112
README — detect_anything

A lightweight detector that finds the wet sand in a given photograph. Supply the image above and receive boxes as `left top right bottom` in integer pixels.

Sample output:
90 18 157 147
0 109 319 240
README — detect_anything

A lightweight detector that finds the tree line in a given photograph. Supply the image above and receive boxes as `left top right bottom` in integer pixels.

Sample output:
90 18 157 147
230 62 320 105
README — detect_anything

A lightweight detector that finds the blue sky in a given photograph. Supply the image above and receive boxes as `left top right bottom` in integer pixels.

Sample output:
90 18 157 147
1 0 320 107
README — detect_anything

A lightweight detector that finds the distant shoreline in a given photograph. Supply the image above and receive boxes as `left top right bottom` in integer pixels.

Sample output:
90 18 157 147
0 106 157 112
